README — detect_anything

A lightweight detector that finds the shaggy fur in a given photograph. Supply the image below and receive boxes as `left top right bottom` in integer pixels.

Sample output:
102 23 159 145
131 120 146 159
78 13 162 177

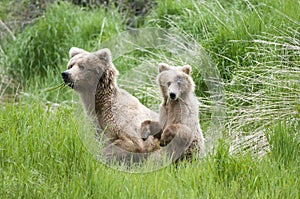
141 63 205 161
62 47 159 162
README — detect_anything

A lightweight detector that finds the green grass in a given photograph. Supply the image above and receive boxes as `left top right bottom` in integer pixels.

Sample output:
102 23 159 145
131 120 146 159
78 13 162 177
0 0 300 198
149 0 299 81
1 2 122 82
0 100 299 198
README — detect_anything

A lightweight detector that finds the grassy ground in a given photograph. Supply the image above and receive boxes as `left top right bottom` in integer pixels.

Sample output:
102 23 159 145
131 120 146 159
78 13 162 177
1 100 299 198
0 0 299 198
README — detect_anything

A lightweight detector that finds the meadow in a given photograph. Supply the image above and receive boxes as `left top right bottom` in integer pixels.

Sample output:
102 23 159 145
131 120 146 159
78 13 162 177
0 0 299 198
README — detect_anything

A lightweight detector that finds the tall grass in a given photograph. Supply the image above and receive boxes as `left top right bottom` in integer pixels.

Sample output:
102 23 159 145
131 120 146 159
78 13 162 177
0 99 299 198
226 26 300 133
1 2 122 82
149 0 299 81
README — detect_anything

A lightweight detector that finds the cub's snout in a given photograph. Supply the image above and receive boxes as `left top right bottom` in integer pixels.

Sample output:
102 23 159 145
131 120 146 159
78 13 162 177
61 71 74 88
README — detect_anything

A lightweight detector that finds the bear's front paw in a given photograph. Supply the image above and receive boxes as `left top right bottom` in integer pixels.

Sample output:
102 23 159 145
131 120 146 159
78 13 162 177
143 135 160 152
140 120 162 141
160 125 177 146
142 133 150 141
140 120 152 141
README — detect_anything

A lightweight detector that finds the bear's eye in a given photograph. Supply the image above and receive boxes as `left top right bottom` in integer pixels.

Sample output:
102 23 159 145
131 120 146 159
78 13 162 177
167 82 171 87
68 64 74 69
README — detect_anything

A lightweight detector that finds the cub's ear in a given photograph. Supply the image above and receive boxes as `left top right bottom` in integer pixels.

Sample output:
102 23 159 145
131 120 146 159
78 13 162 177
181 65 192 75
95 48 112 65
158 63 171 73
69 47 88 58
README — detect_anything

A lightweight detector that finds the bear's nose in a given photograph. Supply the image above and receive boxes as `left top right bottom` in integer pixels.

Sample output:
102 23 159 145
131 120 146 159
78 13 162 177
61 72 70 81
169 92 176 100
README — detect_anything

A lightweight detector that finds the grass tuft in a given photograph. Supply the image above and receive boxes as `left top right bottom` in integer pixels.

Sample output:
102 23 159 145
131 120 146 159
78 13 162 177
226 25 300 133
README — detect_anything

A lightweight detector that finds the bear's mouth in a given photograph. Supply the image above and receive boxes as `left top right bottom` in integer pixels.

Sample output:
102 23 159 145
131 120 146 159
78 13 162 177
67 82 74 89
62 79 74 89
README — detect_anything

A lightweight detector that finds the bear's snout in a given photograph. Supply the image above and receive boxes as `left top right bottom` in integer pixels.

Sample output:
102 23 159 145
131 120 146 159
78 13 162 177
62 72 71 82
61 72 74 88
61 72 70 81
169 92 176 100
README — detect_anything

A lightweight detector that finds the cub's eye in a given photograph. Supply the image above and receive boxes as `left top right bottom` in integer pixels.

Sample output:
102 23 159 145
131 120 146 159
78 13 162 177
78 64 85 70
167 82 171 87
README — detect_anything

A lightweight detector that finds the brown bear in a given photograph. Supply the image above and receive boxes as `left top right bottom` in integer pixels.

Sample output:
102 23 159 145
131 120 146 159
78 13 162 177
141 63 205 161
61 47 159 162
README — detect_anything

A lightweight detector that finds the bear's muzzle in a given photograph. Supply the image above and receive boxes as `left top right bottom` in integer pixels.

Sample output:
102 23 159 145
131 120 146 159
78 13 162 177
61 71 74 88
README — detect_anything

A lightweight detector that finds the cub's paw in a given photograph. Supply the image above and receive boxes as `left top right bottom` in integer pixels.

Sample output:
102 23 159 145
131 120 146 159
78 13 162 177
160 125 178 146
140 120 162 140
143 135 160 152
140 120 152 141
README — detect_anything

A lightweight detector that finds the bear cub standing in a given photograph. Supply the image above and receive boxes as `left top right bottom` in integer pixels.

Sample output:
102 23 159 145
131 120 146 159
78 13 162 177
141 63 205 160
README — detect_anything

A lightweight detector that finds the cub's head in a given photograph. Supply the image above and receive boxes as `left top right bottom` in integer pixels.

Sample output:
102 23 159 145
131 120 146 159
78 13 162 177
157 63 195 103
61 47 118 92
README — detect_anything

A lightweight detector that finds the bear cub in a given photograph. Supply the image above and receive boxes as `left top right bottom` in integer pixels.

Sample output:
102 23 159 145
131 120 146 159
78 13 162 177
141 63 205 160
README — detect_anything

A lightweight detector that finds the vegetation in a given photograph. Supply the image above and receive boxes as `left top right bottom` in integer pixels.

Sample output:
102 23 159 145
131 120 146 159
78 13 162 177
0 0 299 198
2 2 122 81
1 101 299 198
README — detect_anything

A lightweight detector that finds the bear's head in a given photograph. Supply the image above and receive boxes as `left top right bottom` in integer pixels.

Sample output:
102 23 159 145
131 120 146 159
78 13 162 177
61 47 119 93
157 63 195 103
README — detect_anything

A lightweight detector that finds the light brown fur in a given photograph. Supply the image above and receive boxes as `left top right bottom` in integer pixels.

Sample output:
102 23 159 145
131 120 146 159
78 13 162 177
140 120 162 140
62 47 159 162
141 63 205 161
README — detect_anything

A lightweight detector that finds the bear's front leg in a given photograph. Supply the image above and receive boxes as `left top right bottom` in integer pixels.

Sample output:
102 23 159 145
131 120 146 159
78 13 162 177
140 120 162 140
160 124 193 147
142 135 160 152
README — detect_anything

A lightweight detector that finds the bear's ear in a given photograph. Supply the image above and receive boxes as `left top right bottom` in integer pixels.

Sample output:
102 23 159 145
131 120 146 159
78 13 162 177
158 63 171 73
95 48 112 65
181 65 192 75
69 47 88 58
